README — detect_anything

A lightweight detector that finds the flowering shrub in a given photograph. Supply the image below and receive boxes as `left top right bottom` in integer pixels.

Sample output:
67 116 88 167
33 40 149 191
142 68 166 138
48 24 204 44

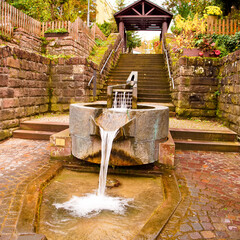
171 14 207 51
153 41 162 54
205 6 222 16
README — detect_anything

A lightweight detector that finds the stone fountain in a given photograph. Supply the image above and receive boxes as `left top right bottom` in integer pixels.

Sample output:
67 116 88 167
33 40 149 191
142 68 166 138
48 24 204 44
70 71 169 166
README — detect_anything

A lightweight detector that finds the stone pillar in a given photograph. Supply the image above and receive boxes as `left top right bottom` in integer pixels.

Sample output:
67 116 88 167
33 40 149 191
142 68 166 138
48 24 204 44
119 21 125 52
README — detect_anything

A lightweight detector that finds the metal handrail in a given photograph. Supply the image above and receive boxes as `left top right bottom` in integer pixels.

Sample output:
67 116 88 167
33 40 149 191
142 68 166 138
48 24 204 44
100 38 123 74
88 38 123 87
88 74 95 87
162 38 175 89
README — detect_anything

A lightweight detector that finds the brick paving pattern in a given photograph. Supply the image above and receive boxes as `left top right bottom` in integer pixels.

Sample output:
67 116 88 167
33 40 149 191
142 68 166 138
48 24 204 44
0 137 239 239
0 139 50 240
160 150 240 240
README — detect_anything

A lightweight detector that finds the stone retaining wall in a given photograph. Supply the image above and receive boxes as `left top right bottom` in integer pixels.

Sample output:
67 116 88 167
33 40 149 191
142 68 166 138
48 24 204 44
166 36 240 135
0 46 49 140
50 58 97 112
218 50 240 134
46 34 95 58
0 33 122 141
171 57 219 118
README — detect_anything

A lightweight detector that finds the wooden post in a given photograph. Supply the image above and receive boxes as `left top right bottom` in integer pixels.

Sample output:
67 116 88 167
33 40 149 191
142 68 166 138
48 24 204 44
119 20 125 52
162 21 167 41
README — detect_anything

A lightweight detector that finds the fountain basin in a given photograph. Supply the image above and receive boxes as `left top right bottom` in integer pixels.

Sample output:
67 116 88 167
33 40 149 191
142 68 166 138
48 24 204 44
38 169 165 240
70 102 169 166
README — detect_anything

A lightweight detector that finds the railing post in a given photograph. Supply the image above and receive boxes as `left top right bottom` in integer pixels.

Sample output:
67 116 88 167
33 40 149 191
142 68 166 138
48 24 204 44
93 70 97 97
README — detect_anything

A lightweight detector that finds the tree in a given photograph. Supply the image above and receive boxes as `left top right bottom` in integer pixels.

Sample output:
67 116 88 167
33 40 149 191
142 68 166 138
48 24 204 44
115 0 126 12
214 0 240 15
6 0 96 22
127 31 141 53
163 0 215 18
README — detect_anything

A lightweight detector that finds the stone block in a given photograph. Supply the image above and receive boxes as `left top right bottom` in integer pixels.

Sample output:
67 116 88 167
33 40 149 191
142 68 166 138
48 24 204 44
8 79 24 88
6 57 20 69
2 98 19 108
73 65 85 74
0 88 14 98
0 109 15 120
50 129 72 159
159 132 175 166
56 65 73 74
15 107 26 118
9 68 19 78
0 129 11 141
1 119 19 129
39 104 48 113
0 74 8 87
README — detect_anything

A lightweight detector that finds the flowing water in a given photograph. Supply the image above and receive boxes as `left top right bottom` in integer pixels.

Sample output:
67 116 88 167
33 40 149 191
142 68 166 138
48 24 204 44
98 127 118 196
113 91 132 109
39 170 164 240
52 109 134 219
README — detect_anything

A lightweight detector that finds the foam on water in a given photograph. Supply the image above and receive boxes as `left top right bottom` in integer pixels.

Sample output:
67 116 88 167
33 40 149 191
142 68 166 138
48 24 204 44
54 194 132 218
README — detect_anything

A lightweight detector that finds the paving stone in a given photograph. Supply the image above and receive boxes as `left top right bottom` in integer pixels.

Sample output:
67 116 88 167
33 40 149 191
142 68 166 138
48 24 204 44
191 222 203 231
180 223 192 232
189 232 202 239
202 222 215 231
160 150 240 240
0 139 50 236
200 230 216 238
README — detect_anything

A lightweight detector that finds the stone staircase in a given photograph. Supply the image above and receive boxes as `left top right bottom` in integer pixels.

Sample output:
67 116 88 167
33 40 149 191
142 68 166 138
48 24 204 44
170 128 240 152
13 121 69 140
98 54 175 115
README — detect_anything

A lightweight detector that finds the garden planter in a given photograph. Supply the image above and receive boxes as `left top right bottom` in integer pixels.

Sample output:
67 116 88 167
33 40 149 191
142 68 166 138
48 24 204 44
207 15 218 22
183 48 214 57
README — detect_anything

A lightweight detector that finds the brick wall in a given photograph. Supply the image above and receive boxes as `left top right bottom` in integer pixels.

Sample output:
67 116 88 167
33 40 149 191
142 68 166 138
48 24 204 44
0 46 49 140
218 50 240 135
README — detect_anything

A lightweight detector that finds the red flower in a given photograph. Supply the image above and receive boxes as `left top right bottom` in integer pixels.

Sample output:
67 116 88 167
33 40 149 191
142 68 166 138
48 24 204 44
199 51 204 57
214 50 221 56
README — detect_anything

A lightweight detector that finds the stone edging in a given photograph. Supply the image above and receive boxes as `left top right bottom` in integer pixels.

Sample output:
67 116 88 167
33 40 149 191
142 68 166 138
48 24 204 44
16 162 63 239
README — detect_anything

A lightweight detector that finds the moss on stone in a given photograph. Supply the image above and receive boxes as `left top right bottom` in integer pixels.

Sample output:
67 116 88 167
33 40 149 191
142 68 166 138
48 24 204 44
88 33 118 66
51 104 63 112
0 130 11 141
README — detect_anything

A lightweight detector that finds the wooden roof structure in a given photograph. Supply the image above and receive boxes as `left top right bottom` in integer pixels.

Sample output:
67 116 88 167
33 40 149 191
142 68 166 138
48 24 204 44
114 0 173 31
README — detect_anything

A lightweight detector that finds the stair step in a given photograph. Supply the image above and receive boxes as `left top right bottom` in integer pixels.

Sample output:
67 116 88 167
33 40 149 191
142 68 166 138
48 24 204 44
170 128 237 142
20 121 69 132
13 129 55 140
138 93 171 98
138 98 172 103
174 139 240 152
109 73 168 77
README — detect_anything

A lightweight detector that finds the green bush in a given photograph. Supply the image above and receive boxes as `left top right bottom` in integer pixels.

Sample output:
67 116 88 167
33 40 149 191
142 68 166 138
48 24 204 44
44 28 68 34
194 31 240 57
97 21 117 37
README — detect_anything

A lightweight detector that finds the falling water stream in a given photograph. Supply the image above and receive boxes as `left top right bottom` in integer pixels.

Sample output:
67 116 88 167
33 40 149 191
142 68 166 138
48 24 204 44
54 106 133 217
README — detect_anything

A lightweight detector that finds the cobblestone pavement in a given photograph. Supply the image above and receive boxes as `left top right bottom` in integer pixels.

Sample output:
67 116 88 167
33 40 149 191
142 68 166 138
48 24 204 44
0 137 240 240
0 139 51 240
160 150 240 240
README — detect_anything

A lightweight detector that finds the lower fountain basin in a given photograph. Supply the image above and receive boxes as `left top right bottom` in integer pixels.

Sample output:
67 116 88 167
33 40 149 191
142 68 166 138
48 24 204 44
70 102 169 166
38 169 164 240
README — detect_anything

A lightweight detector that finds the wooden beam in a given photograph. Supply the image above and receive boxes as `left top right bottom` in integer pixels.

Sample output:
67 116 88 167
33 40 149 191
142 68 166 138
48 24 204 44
142 2 145 15
115 15 171 19
146 7 155 15
132 7 141 16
